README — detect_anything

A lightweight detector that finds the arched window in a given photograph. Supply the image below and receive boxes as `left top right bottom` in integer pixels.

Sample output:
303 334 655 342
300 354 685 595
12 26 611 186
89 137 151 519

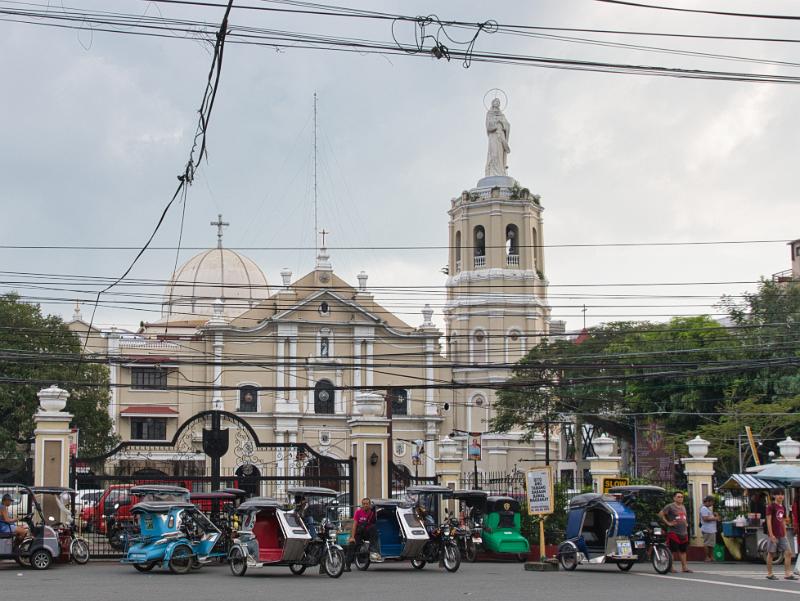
239 385 258 412
390 388 408 416
314 379 335 414
235 463 261 497
472 330 487 364
455 231 462 271
507 329 524 361
473 226 486 269
506 224 519 255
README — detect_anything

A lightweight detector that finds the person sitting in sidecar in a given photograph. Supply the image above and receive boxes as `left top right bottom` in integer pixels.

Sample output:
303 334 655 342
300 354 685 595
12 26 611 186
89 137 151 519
0 493 28 545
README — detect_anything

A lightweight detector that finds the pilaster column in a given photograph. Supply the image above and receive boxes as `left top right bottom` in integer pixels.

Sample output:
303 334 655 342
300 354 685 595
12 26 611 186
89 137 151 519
349 393 389 501
289 338 298 402
205 299 228 411
33 385 73 489
682 436 716 548
588 434 621 493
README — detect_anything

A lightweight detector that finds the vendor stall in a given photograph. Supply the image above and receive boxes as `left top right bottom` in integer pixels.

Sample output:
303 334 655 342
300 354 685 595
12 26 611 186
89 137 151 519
719 474 796 562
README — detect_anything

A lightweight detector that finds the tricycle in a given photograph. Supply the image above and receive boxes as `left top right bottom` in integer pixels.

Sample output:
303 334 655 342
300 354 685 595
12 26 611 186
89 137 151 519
228 492 345 578
557 490 672 574
30 487 89 564
122 501 225 574
0 483 61 570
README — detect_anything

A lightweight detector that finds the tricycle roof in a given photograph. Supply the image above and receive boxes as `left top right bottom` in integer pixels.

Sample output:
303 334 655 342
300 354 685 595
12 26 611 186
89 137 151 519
190 491 236 501
217 487 248 498
130 484 190 495
371 498 411 507
406 485 452 495
568 493 617 508
30 486 77 495
132 501 196 513
607 485 666 495
237 497 283 511
451 489 489 500
286 486 339 497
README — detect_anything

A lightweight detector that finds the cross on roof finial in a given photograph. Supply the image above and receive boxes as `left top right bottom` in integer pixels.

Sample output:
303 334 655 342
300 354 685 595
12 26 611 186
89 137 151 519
211 214 229 248
319 229 329 248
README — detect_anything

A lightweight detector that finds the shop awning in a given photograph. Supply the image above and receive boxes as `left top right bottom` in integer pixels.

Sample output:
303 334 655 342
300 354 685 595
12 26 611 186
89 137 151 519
719 473 785 490
119 405 179 418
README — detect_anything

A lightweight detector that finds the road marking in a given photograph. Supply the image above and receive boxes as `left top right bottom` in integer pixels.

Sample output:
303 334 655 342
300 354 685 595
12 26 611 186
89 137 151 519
637 572 800 595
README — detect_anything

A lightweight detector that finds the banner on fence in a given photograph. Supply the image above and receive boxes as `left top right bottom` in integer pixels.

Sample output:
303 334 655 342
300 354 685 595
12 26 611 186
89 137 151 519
525 466 554 515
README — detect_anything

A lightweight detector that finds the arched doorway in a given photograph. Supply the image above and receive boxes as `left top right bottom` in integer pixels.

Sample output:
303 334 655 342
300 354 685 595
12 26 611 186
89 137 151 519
235 463 261 497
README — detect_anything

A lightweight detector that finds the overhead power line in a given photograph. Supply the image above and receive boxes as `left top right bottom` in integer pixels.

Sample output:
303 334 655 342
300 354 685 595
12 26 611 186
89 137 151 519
596 0 800 21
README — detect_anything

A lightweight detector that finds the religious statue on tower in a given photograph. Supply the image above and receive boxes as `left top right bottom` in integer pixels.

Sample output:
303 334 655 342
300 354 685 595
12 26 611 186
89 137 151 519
485 97 510 177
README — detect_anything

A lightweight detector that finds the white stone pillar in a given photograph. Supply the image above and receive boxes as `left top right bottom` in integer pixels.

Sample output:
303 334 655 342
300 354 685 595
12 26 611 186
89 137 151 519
588 434 621 493
289 338 298 402
366 340 374 387
353 340 362 389
33 385 73 489
682 436 716 548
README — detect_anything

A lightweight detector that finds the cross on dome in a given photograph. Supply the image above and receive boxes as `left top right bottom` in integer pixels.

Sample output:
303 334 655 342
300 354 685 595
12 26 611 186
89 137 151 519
319 228 329 248
211 214 229 248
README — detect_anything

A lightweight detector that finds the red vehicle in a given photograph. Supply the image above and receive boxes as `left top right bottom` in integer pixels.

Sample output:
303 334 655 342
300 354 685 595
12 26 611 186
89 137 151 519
83 484 191 549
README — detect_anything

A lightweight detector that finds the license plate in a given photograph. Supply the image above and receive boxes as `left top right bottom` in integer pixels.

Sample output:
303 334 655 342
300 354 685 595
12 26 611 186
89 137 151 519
634 541 646 549
472 536 482 543
130 554 147 562
616 539 633 556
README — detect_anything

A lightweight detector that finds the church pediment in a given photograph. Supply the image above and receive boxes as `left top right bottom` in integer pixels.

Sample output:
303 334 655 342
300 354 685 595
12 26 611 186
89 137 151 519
266 289 382 326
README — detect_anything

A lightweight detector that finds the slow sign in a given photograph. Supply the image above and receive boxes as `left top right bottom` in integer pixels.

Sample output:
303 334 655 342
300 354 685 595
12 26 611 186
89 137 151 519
602 477 630 494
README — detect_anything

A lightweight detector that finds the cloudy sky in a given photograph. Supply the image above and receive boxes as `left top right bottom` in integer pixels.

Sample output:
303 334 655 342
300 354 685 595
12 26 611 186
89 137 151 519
1 0 798 333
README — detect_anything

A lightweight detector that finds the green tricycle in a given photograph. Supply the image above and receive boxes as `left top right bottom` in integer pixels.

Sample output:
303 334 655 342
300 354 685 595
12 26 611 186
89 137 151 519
452 490 529 562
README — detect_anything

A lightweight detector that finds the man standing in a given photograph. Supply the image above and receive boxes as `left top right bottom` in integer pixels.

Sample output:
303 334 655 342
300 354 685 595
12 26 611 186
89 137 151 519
699 496 720 562
766 490 795 580
659 491 691 573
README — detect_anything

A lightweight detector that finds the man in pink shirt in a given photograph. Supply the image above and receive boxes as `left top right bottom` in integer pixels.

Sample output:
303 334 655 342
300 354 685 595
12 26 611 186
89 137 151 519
344 497 381 571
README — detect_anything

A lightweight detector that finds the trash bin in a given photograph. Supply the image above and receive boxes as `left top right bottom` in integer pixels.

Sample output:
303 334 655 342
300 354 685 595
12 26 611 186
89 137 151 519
713 543 726 562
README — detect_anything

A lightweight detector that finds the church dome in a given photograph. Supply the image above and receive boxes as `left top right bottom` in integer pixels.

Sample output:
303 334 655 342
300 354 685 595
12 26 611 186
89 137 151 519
162 246 269 320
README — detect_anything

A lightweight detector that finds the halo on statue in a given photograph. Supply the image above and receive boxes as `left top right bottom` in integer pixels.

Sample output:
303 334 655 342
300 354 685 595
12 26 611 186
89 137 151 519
483 88 508 111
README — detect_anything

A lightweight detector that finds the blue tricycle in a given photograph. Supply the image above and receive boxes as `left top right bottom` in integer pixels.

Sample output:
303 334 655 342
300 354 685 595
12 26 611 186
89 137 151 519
122 501 225 574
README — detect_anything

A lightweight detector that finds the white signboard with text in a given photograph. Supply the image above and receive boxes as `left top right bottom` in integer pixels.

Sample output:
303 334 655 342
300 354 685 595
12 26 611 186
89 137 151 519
526 466 554 515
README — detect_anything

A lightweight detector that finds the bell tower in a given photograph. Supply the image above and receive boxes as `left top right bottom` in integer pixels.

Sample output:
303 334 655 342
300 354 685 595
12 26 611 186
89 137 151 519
443 96 550 453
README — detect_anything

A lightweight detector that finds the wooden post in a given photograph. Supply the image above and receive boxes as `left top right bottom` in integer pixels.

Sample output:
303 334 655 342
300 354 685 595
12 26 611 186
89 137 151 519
539 518 546 561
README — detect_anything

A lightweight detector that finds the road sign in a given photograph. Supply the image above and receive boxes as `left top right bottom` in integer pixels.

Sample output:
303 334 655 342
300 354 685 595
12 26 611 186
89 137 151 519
602 477 630 493
525 466 554 515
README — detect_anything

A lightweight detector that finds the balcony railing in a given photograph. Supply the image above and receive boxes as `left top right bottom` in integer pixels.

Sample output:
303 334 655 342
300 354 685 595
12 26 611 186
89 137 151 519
506 254 519 267
474 256 486 268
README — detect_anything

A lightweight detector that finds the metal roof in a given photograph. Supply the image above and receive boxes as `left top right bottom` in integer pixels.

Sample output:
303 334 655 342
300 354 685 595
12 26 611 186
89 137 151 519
132 501 196 513
238 497 283 511
719 474 785 490
406 485 452 494
286 486 339 497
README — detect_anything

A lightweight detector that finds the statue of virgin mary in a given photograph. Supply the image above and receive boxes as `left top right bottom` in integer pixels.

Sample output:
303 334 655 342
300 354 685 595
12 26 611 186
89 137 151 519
485 98 510 177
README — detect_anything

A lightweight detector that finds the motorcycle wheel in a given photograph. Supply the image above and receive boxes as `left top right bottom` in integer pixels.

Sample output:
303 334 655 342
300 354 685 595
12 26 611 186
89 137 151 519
168 544 193 575
29 549 52 571
516 553 528 563
617 561 634 571
229 547 247 577
354 546 371 571
133 562 156 572
411 559 426 570
323 547 345 578
558 542 579 571
108 527 126 552
289 564 306 575
443 543 461 573
464 540 478 563
71 538 90 565
651 544 673 575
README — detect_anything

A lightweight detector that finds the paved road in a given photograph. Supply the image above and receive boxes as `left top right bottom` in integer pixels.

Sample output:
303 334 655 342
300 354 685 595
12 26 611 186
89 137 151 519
6 560 800 601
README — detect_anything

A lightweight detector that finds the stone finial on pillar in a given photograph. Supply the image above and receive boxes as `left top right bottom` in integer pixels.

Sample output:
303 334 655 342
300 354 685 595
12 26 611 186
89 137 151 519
682 435 716 548
281 268 292 288
777 436 800 462
34 385 74 489
420 304 435 329
357 271 368 292
588 434 621 493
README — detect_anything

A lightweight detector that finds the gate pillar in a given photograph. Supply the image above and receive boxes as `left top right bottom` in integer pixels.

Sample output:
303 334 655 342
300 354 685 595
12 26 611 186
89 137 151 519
588 434 621 493
33 385 73 489
682 436 716 549
348 392 389 501
436 436 462 518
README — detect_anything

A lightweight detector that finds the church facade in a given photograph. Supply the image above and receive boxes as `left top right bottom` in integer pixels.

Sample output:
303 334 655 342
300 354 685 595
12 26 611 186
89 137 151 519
68 101 571 491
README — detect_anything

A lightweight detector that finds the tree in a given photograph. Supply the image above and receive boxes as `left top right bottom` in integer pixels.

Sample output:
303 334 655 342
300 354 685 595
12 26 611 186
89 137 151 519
0 293 115 469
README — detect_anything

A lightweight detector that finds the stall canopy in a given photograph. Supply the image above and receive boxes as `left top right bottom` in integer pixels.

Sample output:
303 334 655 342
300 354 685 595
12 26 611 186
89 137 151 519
720 474 785 490
751 464 800 483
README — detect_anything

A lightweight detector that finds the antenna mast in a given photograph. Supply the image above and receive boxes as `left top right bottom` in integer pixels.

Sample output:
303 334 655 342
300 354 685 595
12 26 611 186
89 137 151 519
313 92 318 254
